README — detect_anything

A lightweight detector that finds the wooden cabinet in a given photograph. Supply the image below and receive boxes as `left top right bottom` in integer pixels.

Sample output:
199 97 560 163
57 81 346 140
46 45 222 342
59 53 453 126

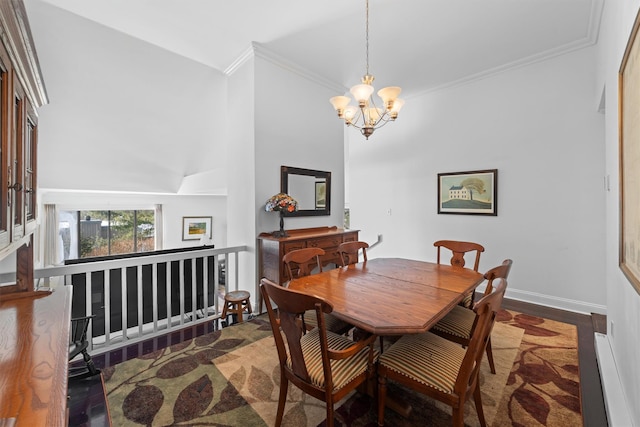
257 226 359 285
0 3 62 426
0 0 47 293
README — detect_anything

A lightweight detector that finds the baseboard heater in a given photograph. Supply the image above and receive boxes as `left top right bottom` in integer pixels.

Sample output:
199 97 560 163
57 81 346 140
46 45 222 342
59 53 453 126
594 332 632 426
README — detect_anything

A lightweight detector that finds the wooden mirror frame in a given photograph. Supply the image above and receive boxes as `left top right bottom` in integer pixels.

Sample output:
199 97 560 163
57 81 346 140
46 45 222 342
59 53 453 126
281 166 331 217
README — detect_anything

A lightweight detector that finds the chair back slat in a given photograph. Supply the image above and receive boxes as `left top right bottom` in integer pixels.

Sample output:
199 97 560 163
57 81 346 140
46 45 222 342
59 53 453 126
434 240 485 271
70 316 92 346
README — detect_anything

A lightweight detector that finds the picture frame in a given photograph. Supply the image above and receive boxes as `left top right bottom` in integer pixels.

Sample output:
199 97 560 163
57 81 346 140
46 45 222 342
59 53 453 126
619 8 640 295
182 216 212 241
315 181 326 209
437 169 497 216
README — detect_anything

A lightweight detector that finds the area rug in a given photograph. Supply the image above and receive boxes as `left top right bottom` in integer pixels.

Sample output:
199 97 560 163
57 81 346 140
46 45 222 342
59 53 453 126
104 310 581 426
492 310 582 426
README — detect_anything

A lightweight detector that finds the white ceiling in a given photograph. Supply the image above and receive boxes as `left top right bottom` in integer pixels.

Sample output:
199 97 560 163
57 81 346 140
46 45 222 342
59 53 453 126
38 0 602 96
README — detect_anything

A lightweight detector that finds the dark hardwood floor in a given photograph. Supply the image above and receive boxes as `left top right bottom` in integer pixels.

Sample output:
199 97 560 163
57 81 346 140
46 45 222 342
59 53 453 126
67 298 608 426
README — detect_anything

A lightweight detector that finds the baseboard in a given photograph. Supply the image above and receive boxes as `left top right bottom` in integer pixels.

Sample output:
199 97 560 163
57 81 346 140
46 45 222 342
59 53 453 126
476 285 607 315
594 333 632 426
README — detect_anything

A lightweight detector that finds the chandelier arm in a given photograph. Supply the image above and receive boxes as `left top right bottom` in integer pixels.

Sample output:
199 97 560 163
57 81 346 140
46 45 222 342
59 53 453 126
372 115 393 129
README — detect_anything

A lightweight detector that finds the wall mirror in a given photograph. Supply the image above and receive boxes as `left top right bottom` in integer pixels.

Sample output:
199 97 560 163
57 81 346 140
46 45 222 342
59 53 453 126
281 166 331 216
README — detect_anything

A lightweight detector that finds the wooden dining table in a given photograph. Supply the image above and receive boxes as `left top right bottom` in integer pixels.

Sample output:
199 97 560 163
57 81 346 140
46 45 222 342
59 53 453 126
286 257 484 336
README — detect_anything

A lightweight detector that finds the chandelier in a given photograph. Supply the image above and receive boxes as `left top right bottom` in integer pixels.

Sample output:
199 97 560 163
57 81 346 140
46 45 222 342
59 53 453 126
329 0 404 140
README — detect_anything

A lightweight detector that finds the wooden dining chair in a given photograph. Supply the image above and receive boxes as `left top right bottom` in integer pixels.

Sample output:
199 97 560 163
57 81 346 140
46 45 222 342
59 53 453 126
431 259 513 374
337 241 369 266
283 247 352 334
283 247 325 279
69 316 101 379
434 240 485 308
377 278 508 427
260 278 378 427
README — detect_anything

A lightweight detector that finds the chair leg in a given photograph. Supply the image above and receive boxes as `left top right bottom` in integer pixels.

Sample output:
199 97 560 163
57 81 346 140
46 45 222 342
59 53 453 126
82 349 100 376
234 303 243 323
244 298 253 319
473 381 487 427
452 406 465 427
275 372 288 427
377 374 387 426
486 337 496 374
221 302 229 320
326 400 335 427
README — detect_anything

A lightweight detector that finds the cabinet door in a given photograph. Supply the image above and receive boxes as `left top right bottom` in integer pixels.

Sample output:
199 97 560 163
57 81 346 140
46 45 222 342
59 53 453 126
0 45 10 249
10 75 25 241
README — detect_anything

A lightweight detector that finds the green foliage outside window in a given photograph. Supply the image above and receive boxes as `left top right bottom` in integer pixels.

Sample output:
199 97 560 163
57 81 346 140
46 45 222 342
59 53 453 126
78 210 155 258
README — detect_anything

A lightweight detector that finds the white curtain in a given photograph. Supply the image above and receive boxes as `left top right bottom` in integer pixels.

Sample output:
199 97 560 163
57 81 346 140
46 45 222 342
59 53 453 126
155 204 163 250
43 204 60 266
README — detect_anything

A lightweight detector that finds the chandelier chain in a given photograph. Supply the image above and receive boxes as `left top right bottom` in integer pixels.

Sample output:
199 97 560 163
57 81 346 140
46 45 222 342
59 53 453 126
365 0 369 76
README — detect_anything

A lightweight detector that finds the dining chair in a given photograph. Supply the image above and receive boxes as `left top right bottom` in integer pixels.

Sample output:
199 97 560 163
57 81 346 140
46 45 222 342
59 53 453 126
260 278 378 427
337 241 369 266
377 278 508 427
69 316 101 379
431 259 513 374
283 247 325 279
283 247 352 334
434 240 485 308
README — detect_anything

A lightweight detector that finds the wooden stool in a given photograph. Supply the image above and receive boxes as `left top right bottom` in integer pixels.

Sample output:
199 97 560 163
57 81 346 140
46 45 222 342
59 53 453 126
221 290 252 324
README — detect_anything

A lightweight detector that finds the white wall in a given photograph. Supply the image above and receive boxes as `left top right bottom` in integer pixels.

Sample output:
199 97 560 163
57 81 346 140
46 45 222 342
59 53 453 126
253 56 345 235
348 46 606 315
597 0 640 423
26 0 228 193
224 48 346 306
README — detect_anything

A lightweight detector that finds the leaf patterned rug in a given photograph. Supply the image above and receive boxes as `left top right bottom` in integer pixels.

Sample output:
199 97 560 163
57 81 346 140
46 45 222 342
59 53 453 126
103 310 582 426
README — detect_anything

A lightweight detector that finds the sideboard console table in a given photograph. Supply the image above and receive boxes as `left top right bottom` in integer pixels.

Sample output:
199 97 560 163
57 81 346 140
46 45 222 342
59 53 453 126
257 226 359 311
0 287 72 426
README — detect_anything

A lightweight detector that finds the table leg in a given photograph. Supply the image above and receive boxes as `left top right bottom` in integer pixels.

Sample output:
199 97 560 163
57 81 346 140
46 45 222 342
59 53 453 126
357 371 412 418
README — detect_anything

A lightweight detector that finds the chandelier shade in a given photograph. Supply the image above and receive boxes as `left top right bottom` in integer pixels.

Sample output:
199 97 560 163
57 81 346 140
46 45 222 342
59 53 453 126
329 0 404 140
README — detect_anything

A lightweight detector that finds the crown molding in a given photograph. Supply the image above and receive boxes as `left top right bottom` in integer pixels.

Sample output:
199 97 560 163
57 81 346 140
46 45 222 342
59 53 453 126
223 0 604 99
224 42 345 93
412 0 604 98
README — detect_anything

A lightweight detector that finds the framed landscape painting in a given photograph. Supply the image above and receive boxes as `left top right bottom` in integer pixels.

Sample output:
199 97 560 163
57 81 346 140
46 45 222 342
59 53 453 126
438 169 497 216
182 216 212 241
619 8 640 295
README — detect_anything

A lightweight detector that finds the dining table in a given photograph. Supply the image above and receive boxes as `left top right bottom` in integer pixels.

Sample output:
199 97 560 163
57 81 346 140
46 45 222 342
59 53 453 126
286 257 485 417
287 257 485 336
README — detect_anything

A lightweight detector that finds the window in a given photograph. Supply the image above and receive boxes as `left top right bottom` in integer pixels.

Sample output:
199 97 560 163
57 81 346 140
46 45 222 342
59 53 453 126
59 210 155 260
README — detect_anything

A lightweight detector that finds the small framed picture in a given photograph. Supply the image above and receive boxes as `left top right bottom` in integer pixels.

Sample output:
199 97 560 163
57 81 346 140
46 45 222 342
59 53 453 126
437 169 497 216
315 181 326 209
182 216 212 240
